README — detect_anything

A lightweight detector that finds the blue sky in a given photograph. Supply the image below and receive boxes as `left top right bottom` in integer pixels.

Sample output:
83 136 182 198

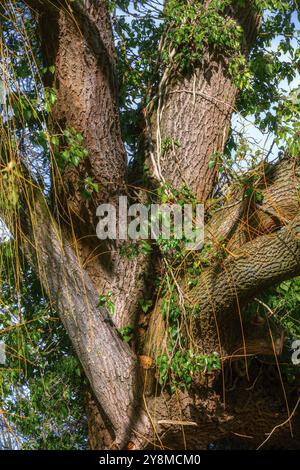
233 10 300 165
117 2 300 168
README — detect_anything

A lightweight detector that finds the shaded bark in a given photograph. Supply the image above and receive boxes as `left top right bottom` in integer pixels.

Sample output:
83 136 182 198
144 365 300 450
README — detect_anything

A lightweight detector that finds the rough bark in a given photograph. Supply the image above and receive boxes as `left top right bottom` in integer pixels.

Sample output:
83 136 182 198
3 0 300 450
41 0 126 207
26 0 151 331
147 0 260 200
19 185 152 448
6 157 299 450
190 212 300 356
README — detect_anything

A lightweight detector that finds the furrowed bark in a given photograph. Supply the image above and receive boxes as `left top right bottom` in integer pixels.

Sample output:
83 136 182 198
148 0 260 200
5 0 300 450
25 0 151 330
190 213 300 356
30 0 127 210
3 179 151 449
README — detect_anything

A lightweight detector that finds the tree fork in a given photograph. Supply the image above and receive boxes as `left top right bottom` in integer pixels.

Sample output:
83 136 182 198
3 0 299 450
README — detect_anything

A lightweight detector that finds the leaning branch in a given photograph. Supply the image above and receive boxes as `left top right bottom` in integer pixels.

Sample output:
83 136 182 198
0 170 150 448
191 211 300 355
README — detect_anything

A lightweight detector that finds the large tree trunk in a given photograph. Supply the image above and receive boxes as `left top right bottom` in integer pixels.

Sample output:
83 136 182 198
147 0 259 200
34 0 151 331
3 0 300 449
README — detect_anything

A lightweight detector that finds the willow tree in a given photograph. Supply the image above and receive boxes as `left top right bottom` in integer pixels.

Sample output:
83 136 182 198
1 0 300 450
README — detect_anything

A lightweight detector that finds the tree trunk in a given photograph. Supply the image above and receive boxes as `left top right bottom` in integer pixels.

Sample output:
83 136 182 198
36 0 151 330
2 0 300 450
147 0 259 200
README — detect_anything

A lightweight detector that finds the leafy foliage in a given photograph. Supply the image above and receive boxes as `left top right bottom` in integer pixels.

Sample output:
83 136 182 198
249 277 300 340
155 290 221 392
164 0 246 80
117 325 134 343
0 244 87 449
156 350 220 392
97 291 116 316
52 128 89 171
1 0 300 449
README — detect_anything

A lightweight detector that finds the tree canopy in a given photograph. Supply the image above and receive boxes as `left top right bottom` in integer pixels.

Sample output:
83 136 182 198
0 0 300 450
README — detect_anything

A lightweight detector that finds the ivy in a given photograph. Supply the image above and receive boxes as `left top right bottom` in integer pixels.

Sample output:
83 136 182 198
120 239 153 259
156 350 221 392
250 277 300 340
81 177 99 200
117 325 134 343
154 291 221 392
49 128 89 171
97 291 116 316
163 0 247 83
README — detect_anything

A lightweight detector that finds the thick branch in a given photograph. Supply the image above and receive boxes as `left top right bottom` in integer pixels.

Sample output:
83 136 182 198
190 213 300 355
206 157 300 250
148 0 260 201
0 172 150 448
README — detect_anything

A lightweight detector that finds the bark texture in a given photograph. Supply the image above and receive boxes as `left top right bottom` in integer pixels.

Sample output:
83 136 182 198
148 0 260 200
40 0 127 208
2 0 299 450
16 182 151 448
31 0 151 331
